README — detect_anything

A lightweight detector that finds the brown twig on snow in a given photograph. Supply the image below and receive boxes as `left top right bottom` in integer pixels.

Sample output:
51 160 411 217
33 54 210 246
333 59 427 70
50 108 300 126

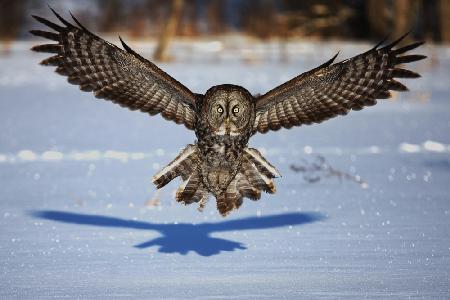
290 155 368 188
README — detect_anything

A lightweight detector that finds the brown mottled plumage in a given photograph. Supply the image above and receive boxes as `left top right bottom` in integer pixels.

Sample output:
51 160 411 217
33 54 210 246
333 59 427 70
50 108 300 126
254 35 426 133
31 9 426 216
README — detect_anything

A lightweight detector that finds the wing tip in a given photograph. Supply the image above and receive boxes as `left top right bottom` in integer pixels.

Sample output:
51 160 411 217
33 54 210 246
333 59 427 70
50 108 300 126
30 43 61 53
388 79 409 92
371 33 391 50
29 29 59 41
47 5 73 27
394 43 426 56
319 51 339 68
397 54 427 64
67 10 92 33
392 68 421 78
119 35 132 53
386 31 411 49
31 14 63 32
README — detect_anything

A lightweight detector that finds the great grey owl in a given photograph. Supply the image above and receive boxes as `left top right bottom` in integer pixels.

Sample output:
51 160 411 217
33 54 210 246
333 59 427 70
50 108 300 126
31 9 426 216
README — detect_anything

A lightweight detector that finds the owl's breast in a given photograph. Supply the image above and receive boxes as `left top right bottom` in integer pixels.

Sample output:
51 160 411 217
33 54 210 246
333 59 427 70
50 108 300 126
196 134 245 194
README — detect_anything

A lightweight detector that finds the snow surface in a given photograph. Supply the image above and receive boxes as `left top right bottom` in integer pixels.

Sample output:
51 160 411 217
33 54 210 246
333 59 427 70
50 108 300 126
0 40 449 299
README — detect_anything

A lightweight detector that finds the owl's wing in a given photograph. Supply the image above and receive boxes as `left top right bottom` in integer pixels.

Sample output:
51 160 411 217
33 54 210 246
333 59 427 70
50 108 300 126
30 9 197 130
253 34 426 133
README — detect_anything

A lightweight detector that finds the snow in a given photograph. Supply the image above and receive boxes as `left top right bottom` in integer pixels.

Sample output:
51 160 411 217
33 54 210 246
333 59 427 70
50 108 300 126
1 40 449 299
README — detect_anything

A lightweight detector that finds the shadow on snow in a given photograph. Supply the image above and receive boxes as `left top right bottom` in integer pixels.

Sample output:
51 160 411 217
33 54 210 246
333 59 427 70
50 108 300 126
30 210 325 257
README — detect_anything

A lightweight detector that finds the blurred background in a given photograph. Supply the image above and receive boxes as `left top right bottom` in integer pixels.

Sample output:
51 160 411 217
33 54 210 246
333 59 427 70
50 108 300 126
1 1 450 298
1 0 449 59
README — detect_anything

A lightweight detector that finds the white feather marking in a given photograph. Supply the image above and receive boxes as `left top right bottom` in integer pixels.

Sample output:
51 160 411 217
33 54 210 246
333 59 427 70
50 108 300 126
176 176 190 195
256 167 273 185
376 70 383 79
213 144 225 154
152 145 196 184
254 113 261 129
214 125 227 135
244 148 281 177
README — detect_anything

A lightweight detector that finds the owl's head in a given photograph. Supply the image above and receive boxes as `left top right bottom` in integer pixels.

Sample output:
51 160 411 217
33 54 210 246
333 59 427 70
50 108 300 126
202 85 254 136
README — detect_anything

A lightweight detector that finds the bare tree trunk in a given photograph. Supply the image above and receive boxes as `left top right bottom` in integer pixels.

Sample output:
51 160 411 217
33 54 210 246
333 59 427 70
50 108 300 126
440 0 450 42
153 0 184 62
395 0 421 45
393 0 409 38
368 0 419 40
207 0 226 35
183 0 199 36
0 0 26 55
98 0 123 33
366 0 392 37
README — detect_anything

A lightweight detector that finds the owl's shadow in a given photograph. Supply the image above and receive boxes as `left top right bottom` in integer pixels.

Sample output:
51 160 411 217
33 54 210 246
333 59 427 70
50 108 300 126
30 210 325 257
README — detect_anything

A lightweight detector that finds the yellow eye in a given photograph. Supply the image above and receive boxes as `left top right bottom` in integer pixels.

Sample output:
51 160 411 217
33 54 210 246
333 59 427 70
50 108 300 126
217 106 224 114
232 106 239 114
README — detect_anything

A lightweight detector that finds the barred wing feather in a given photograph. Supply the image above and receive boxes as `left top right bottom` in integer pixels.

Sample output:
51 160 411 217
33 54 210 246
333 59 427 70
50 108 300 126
31 9 197 130
254 34 426 133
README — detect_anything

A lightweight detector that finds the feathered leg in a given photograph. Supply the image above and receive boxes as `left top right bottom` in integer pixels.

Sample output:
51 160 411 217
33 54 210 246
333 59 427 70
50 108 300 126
215 147 281 216
152 144 199 188
216 177 243 216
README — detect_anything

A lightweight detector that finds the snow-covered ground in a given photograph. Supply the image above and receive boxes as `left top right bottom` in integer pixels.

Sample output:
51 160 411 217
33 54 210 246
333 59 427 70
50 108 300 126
1 39 449 299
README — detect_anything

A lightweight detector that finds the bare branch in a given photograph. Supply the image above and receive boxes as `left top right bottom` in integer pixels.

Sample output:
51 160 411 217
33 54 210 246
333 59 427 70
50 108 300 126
290 155 368 188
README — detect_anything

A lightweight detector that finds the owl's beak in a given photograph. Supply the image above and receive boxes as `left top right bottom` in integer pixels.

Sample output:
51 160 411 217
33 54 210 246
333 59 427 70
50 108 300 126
224 118 231 134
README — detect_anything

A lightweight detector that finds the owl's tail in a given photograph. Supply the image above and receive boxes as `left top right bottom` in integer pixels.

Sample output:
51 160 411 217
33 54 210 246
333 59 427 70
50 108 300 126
216 148 281 216
152 145 281 216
